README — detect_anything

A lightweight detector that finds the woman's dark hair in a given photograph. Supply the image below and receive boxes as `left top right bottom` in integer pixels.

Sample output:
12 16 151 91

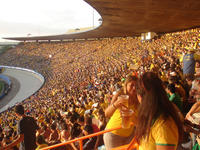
135 72 183 143
85 116 92 125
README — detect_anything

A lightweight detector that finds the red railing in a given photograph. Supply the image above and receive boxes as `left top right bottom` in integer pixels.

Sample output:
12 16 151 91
41 125 139 150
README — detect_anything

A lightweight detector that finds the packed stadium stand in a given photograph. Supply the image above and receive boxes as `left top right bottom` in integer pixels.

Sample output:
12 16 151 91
1 0 200 150
0 29 200 149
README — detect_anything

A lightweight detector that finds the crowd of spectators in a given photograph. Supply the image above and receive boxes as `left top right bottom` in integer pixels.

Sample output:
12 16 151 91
0 27 200 149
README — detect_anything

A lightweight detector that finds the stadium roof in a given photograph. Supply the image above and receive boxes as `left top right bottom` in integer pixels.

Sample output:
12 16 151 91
4 0 200 41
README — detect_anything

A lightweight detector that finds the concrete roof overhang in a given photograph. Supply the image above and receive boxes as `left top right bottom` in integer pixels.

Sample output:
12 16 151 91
4 0 200 41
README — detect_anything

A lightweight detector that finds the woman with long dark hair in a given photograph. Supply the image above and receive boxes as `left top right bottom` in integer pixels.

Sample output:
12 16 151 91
135 72 183 150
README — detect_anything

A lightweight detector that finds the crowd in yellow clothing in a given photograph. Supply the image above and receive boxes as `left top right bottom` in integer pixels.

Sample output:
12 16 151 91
0 27 200 149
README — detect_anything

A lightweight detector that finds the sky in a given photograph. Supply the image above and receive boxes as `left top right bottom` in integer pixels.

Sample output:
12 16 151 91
0 0 101 42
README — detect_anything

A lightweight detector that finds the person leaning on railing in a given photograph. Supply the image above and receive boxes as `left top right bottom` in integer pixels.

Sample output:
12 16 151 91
186 101 200 122
103 74 139 149
134 72 183 150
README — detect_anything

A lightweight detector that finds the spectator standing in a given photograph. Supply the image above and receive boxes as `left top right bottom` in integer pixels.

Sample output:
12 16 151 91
181 49 200 78
166 83 182 112
1 104 39 150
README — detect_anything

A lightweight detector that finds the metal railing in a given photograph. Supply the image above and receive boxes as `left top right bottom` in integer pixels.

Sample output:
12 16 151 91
41 125 139 150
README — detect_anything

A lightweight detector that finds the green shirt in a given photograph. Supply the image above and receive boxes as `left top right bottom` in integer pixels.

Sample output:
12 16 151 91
168 93 182 111
193 143 200 150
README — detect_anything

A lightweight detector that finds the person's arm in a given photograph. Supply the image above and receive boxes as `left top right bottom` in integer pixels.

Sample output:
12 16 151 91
47 132 53 143
58 130 61 142
1 134 24 150
105 91 128 118
70 143 79 150
186 101 200 120
94 136 100 150
105 92 119 118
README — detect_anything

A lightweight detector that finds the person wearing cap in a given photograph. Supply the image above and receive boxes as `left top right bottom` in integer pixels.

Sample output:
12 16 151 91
1 105 39 150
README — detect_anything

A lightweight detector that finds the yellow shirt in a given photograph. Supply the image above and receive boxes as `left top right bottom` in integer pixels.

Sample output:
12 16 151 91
106 105 137 137
78 108 85 116
92 108 99 119
160 72 168 82
88 101 94 109
85 104 90 110
139 115 178 150
180 55 184 63
150 64 154 70
194 53 200 60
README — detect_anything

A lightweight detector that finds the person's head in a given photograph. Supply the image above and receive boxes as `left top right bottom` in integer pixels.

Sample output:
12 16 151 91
83 125 93 135
196 61 200 68
69 114 77 124
185 75 195 86
123 74 138 96
167 83 176 94
36 135 47 145
77 116 84 126
15 105 24 116
50 123 57 131
98 109 105 122
135 72 183 143
41 124 47 130
136 72 166 104
188 49 195 54
61 123 68 130
84 115 92 125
